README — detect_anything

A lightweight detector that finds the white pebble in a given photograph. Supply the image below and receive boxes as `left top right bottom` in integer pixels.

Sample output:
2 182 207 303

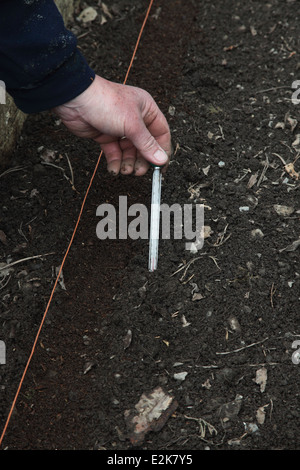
173 372 188 381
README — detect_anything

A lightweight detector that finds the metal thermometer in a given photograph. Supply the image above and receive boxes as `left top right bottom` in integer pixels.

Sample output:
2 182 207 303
148 165 162 272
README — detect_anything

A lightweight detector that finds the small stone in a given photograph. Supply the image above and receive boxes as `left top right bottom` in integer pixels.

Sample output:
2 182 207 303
77 7 98 23
227 315 242 333
173 372 188 381
251 228 264 238
83 335 91 345
244 422 259 433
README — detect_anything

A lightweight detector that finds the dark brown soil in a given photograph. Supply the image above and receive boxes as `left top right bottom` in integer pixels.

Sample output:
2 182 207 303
1 0 300 451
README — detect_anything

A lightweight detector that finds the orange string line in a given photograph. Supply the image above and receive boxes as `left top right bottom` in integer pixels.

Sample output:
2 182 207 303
0 0 154 447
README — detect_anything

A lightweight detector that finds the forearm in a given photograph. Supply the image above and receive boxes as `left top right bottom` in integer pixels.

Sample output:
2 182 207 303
0 0 95 113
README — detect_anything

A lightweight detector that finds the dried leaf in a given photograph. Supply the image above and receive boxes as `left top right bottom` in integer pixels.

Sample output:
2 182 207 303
287 116 298 132
273 204 294 216
279 238 300 252
192 292 204 301
0 230 7 245
247 172 258 188
181 315 191 327
203 225 213 238
101 2 113 19
202 378 212 389
292 134 300 148
284 162 299 180
55 265 66 290
124 387 178 445
202 165 210 176
256 404 269 424
100 14 107 25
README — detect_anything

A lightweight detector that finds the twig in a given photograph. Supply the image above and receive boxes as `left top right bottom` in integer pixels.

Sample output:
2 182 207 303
65 153 75 189
270 283 276 308
184 415 217 440
171 255 207 282
209 256 221 270
216 337 269 355
41 160 75 189
77 31 90 39
273 152 299 180
270 398 274 421
0 253 55 271
0 274 11 290
257 155 269 187
0 166 26 179
182 273 194 285
18 222 28 243
195 364 219 369
195 362 280 368
218 124 225 140
256 86 291 94
293 151 300 165
273 152 286 166
213 224 231 247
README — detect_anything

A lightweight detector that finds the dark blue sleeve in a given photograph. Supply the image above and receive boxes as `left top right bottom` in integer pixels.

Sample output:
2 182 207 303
0 0 95 113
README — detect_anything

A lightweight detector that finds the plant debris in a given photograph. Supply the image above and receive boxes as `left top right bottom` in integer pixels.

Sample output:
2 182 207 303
124 387 178 445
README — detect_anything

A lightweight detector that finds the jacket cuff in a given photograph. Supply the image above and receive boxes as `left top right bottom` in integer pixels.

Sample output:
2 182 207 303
10 49 95 114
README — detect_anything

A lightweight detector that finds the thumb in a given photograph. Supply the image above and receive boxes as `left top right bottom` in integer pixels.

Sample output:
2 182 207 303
128 121 169 167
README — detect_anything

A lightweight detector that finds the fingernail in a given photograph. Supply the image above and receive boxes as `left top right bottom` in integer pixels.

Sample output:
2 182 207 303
153 149 168 165
121 163 133 174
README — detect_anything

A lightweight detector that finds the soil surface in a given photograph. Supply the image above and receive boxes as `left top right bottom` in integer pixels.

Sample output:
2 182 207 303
1 0 300 451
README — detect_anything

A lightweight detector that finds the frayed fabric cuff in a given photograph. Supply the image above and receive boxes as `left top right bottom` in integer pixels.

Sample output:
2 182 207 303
9 49 96 114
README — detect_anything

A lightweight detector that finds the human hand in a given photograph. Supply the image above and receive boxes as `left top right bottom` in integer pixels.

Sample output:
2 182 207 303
53 75 171 176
